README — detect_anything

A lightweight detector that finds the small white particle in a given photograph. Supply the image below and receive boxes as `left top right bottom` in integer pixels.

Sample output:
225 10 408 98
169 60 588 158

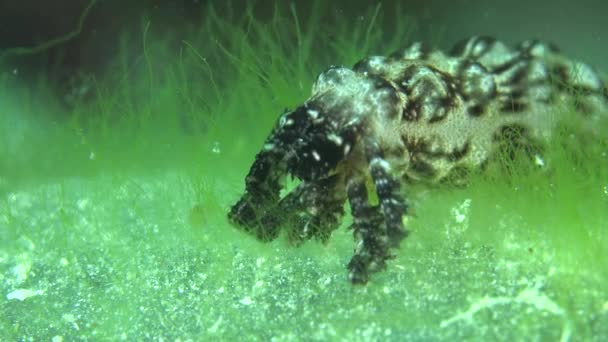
473 42 487 56
298 219 310 234
7 288 44 301
355 240 365 253
307 109 319 119
312 150 321 161
211 142 221 154
455 212 466 223
343 144 351 155
327 133 343 145
534 154 545 167
240 296 253 305
346 118 359 126
368 56 387 68
263 143 275 151
452 199 472 224
280 115 294 127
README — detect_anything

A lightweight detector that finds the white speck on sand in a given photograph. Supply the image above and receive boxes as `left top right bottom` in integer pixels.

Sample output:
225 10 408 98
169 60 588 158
6 288 44 301
239 296 253 305
449 199 472 233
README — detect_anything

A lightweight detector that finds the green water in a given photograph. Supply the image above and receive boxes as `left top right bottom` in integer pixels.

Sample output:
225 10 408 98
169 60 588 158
1 1 607 340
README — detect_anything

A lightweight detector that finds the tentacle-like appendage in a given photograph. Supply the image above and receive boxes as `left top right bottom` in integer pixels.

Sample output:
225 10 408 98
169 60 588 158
278 175 346 245
346 178 391 284
365 142 409 248
228 148 285 242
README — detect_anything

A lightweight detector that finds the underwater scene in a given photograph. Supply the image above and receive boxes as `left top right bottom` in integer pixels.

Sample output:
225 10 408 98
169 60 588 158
1 0 607 340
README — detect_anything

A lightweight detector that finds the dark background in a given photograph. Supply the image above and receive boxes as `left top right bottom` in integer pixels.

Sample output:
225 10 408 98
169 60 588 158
1 0 606 83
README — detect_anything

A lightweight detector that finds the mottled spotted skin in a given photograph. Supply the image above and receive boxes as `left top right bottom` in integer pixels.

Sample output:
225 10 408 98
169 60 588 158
228 36 607 284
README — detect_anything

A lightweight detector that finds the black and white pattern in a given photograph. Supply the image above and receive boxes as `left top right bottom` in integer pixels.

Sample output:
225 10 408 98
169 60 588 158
228 36 607 284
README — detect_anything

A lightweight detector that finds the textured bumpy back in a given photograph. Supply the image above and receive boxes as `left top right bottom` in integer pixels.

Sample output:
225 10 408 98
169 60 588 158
349 36 608 182
229 36 607 284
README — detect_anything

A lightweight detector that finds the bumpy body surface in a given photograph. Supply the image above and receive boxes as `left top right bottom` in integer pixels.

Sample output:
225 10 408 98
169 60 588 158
228 36 607 284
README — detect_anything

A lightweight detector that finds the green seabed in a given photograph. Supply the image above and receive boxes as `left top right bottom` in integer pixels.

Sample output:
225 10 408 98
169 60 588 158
1 2 607 340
